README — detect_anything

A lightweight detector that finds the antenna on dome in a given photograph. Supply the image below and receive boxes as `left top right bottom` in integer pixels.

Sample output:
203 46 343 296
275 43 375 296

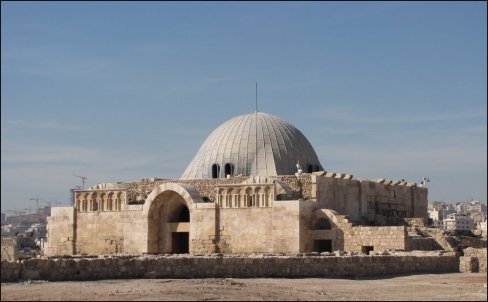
255 82 258 112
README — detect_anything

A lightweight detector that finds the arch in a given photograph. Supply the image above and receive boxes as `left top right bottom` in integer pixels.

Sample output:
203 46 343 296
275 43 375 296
168 204 190 222
100 193 106 211
313 217 332 230
82 193 89 212
307 164 313 173
143 183 203 254
245 187 253 207
254 187 262 207
107 192 114 211
115 192 123 211
211 164 220 179
90 192 98 211
263 186 271 207
224 163 234 177
217 188 225 207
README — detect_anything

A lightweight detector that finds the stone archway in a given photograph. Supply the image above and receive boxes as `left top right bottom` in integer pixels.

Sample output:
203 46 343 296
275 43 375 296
143 183 203 254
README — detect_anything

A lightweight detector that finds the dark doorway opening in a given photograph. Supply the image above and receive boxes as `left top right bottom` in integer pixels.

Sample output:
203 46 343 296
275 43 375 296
313 240 332 253
362 246 374 255
172 232 189 254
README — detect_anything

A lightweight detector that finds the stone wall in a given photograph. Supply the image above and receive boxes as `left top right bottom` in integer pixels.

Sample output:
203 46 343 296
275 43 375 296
461 248 487 273
1 253 459 282
309 209 408 253
120 176 251 203
48 175 429 257
311 174 428 225
192 200 312 254
344 226 407 252
1 237 18 262
75 211 125 255
406 237 444 251
218 207 274 253
45 207 75 256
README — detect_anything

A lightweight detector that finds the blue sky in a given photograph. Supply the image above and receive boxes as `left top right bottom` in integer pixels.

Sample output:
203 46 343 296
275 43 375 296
1 2 486 212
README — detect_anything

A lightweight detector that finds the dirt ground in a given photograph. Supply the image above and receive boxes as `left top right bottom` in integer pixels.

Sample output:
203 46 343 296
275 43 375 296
1 273 486 301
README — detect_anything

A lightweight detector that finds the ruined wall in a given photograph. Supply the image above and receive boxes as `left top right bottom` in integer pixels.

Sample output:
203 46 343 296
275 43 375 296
271 200 303 253
1 254 459 282
191 200 311 254
121 176 250 203
344 226 407 252
406 237 444 251
307 209 408 253
312 175 361 220
311 174 428 224
461 247 487 273
75 211 125 255
1 237 18 262
218 207 273 253
190 203 217 253
121 205 147 255
46 207 75 256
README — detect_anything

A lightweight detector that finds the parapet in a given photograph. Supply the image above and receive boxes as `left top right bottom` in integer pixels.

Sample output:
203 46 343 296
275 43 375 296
314 171 354 180
374 178 417 187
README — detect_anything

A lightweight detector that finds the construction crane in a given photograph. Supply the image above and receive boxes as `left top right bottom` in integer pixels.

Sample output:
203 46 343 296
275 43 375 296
74 175 87 190
29 197 41 209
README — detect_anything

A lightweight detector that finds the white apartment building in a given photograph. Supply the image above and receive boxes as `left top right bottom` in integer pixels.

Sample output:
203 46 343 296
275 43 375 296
442 213 475 231
428 208 454 228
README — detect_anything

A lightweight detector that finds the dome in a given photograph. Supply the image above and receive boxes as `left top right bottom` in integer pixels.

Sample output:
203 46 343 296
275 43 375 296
180 112 323 179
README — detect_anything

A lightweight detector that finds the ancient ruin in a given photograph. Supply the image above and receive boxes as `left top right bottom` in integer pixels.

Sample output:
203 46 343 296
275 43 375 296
46 111 429 256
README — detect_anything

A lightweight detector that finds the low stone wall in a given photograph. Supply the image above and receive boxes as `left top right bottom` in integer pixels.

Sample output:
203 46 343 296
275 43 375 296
1 253 459 282
461 248 487 272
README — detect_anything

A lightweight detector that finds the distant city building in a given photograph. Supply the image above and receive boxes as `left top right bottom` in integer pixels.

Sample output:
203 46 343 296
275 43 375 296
443 213 475 231
456 202 467 215
1 207 51 259
454 200 487 225
466 200 487 214
428 208 454 228
427 201 455 228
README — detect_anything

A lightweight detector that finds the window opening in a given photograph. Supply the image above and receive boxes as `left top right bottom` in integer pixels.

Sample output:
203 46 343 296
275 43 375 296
212 164 220 179
224 163 234 177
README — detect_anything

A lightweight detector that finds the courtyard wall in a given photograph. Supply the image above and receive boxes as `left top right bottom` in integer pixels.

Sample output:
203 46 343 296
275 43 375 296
1 253 459 282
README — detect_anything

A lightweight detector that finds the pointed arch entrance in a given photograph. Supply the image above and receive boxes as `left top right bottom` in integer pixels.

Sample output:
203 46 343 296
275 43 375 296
143 183 202 254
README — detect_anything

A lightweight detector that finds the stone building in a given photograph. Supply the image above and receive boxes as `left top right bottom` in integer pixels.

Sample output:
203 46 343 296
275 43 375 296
47 112 428 256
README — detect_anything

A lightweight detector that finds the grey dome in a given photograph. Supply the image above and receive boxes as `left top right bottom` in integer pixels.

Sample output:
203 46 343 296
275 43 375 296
180 112 323 179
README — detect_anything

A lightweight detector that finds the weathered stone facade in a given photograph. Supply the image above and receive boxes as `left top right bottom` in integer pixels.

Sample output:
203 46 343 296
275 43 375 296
46 173 428 257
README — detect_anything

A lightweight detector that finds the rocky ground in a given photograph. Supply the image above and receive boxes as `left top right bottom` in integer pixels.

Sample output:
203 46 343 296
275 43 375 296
1 273 486 301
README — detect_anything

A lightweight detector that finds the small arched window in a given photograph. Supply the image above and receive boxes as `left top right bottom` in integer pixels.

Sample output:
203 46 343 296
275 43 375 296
307 164 313 173
314 165 320 172
224 163 234 177
212 164 220 179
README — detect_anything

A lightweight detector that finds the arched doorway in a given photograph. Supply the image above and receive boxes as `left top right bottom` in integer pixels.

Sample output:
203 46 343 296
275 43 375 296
147 190 191 254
